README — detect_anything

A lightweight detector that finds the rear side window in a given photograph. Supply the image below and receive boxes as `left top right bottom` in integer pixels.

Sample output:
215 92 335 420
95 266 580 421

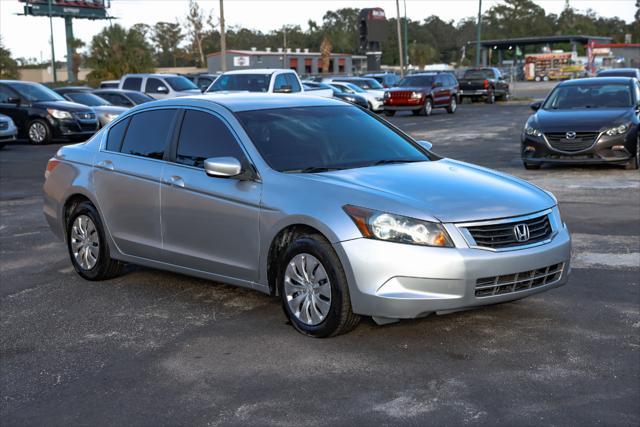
120 109 177 159
122 77 142 91
175 110 245 168
105 117 130 152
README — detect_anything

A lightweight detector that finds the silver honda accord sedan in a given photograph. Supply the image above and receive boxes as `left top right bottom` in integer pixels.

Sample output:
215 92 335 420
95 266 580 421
43 94 572 337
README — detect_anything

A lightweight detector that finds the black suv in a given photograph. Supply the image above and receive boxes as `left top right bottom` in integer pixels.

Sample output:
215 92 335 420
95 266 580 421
0 81 99 144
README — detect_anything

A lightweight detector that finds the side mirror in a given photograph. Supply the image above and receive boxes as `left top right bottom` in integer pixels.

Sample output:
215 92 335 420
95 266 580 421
529 101 542 111
157 86 168 93
204 157 243 178
417 140 433 151
7 96 20 104
274 85 292 93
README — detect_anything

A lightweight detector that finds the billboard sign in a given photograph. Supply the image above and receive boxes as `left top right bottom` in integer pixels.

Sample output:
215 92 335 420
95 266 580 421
21 0 109 19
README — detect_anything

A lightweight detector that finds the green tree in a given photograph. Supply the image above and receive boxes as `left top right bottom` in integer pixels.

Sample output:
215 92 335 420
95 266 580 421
86 24 154 86
0 37 20 80
151 22 185 67
186 0 210 67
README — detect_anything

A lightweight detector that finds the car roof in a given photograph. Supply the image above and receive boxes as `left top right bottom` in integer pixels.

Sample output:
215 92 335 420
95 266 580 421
122 73 181 78
130 93 345 113
54 86 92 93
222 69 293 75
560 76 634 85
93 88 140 94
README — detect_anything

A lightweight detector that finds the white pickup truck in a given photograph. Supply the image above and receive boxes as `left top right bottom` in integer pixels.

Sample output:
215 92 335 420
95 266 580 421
205 69 333 97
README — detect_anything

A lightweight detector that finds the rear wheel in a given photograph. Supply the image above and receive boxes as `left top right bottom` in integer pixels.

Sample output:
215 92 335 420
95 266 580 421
277 234 360 337
446 96 457 114
384 110 396 117
67 201 123 280
27 119 51 145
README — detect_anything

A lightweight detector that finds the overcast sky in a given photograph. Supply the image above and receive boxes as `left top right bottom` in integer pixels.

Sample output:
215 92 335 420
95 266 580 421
0 0 636 61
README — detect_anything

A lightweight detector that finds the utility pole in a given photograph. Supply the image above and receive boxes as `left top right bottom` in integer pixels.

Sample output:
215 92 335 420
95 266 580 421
403 0 408 70
475 0 482 67
283 26 287 68
48 0 57 83
219 0 226 72
64 16 75 82
396 0 404 76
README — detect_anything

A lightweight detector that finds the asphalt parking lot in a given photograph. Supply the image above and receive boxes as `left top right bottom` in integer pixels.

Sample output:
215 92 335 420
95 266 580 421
1 101 639 426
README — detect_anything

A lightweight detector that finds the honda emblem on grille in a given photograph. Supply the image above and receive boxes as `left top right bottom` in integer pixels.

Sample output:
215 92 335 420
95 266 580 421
513 223 530 242
565 131 576 139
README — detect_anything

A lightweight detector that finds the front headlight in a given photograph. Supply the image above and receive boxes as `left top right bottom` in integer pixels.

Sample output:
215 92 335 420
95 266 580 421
103 112 120 123
604 123 629 136
47 108 73 120
525 126 543 137
344 96 356 103
410 91 423 99
343 205 453 247
384 91 390 99
375 97 383 101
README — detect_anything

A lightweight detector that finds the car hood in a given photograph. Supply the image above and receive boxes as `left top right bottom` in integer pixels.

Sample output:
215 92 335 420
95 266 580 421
33 100 94 112
388 86 428 93
298 159 555 223
531 108 632 132
366 89 385 98
92 105 128 115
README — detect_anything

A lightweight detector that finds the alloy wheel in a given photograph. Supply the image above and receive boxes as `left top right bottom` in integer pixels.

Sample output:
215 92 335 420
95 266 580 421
425 100 432 116
284 253 332 326
28 122 47 144
450 98 457 112
70 215 100 270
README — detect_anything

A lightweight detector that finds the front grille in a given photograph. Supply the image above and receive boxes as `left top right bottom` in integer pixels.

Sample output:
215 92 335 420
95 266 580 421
390 91 414 99
465 213 552 249
74 112 96 121
475 263 564 297
0 122 8 130
545 132 599 152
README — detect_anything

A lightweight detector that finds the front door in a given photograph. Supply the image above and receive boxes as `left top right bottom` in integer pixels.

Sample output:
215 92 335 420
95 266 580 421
0 84 28 131
160 109 261 282
93 108 178 259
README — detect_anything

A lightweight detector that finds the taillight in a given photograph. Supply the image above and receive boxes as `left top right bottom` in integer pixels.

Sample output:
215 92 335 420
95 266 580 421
45 158 60 179
483 79 489 89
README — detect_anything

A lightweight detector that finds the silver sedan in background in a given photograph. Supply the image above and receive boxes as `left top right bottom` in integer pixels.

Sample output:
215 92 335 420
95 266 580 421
0 113 18 149
43 95 571 337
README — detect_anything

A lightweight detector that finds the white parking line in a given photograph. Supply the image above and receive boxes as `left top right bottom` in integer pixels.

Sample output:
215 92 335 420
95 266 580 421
571 233 640 270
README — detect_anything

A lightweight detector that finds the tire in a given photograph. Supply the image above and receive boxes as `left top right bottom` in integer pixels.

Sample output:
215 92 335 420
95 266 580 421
384 110 396 117
411 109 421 116
446 96 457 114
277 234 360 338
625 137 639 170
27 119 51 145
66 201 123 280
534 76 541 82
523 162 541 170
423 98 433 116
543 75 550 82
486 91 495 104
500 91 510 101
367 102 373 111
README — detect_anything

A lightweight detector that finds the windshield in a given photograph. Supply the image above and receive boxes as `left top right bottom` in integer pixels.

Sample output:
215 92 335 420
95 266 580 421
341 83 366 93
341 79 383 90
236 106 429 173
164 76 198 91
463 69 495 79
12 83 64 102
126 92 154 104
208 74 271 92
397 75 435 87
543 84 633 109
66 92 111 106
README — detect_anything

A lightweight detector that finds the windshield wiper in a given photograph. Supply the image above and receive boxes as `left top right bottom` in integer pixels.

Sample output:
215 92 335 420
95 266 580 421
372 159 423 166
286 166 346 173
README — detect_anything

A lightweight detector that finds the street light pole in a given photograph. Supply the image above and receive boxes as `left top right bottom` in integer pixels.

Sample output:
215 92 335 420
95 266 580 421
403 0 408 71
475 0 482 67
48 0 57 83
396 0 404 77
219 0 226 72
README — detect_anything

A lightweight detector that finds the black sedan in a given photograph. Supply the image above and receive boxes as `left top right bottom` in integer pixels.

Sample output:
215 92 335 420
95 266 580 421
91 89 154 108
0 81 98 144
521 77 639 170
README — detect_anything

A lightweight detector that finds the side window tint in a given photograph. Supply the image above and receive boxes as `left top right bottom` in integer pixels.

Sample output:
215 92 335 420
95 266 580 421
145 78 168 94
176 110 245 168
105 117 130 152
0 85 16 103
122 77 142 91
120 109 177 159
284 73 301 92
273 74 288 91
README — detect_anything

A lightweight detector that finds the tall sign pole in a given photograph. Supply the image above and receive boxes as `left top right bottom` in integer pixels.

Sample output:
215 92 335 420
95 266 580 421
219 0 226 71
65 16 75 82
47 0 57 82
403 0 408 70
395 0 404 76
475 0 482 67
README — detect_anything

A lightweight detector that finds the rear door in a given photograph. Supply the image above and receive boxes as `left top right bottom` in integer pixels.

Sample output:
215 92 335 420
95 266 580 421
93 108 178 259
160 108 261 281
433 75 448 105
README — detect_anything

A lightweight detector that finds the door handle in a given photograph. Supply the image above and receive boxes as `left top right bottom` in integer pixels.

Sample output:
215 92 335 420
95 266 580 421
97 160 114 171
168 175 185 188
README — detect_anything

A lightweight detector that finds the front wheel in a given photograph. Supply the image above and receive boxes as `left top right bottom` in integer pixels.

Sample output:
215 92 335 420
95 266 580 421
423 98 433 116
384 110 396 117
277 234 360 337
625 137 639 170
446 96 457 114
67 201 123 280
27 119 51 145
523 162 541 170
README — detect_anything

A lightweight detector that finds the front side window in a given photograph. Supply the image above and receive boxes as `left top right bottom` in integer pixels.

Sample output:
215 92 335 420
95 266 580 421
175 110 245 168
145 78 168 94
99 93 132 107
105 117 130 152
66 92 111 106
543 84 633 109
122 77 142 91
273 74 289 92
120 109 177 159
237 106 429 173
208 74 271 93
284 73 301 93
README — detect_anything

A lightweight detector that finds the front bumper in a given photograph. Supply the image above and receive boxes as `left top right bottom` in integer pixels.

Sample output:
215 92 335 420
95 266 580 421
383 105 422 111
49 118 99 140
521 130 637 165
0 122 18 141
334 224 571 319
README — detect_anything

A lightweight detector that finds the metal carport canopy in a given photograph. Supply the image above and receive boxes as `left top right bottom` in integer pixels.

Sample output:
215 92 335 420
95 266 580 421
469 35 612 48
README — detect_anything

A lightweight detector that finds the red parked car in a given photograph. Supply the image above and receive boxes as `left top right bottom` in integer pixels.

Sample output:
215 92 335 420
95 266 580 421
383 72 459 117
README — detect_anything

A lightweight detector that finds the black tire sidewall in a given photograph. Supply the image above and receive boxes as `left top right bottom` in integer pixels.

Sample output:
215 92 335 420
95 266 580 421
27 119 51 145
66 202 111 280
384 110 395 117
277 236 348 338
